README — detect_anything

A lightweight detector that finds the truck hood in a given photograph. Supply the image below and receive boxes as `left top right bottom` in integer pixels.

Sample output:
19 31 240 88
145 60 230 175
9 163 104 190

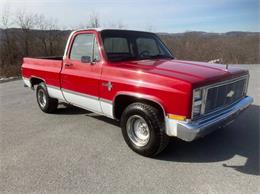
124 59 248 87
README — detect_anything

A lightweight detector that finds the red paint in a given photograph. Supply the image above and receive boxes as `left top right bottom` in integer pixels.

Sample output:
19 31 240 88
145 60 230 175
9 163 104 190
21 29 248 119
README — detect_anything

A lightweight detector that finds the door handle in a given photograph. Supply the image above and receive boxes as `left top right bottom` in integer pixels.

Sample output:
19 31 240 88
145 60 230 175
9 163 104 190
65 63 73 67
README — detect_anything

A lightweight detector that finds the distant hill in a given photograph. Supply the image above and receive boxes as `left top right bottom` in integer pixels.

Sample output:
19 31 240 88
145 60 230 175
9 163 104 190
0 28 259 77
158 31 260 65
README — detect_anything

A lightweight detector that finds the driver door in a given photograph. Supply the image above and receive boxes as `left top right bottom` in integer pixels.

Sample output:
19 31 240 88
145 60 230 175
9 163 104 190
61 32 102 113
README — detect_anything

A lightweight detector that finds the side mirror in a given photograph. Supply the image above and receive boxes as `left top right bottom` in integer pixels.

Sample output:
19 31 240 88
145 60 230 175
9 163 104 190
81 56 91 63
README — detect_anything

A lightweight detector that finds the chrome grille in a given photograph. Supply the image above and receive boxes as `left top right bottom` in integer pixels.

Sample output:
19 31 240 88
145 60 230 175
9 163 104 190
204 77 247 114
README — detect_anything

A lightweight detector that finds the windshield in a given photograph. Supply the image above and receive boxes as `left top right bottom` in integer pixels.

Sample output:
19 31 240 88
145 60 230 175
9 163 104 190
101 30 174 62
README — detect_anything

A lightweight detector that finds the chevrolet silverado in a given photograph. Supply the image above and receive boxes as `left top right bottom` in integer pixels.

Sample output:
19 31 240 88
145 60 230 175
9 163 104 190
22 29 253 156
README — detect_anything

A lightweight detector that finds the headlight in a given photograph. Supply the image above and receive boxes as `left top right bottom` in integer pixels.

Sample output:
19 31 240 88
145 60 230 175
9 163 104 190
194 89 202 101
243 75 249 95
193 104 202 117
192 89 203 118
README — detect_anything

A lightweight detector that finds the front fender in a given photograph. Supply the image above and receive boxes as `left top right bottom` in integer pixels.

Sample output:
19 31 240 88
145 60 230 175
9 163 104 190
113 91 167 116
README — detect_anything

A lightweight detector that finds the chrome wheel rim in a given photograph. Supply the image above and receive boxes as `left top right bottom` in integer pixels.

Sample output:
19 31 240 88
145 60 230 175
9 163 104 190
38 89 47 108
126 115 150 147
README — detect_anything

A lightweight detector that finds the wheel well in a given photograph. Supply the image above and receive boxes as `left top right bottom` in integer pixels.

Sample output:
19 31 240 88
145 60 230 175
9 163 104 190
30 77 44 88
113 95 165 120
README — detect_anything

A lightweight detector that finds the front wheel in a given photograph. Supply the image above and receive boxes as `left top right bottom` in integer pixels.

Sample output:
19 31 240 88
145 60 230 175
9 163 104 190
36 82 58 113
121 103 169 157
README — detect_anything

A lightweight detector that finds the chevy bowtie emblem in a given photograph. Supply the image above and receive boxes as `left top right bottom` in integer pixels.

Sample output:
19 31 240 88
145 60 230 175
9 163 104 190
226 90 235 98
102 81 113 91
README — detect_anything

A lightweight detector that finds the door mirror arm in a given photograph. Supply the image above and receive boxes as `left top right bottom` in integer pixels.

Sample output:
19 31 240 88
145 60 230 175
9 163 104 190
91 58 97 65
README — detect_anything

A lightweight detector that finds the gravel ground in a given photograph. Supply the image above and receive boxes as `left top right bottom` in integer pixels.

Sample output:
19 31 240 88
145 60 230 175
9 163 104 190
0 65 259 193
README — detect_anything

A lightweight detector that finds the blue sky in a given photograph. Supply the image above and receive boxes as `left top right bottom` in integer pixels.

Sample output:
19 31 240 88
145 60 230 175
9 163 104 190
0 0 259 32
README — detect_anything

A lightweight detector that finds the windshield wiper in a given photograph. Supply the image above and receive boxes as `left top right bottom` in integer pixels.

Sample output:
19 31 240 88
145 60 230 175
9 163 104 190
111 56 136 62
149 54 174 59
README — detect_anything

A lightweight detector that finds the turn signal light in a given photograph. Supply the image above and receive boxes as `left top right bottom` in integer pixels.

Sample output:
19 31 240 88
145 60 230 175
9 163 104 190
168 114 186 121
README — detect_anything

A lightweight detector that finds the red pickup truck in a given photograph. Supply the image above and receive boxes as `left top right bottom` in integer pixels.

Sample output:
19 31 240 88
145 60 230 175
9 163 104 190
22 29 253 156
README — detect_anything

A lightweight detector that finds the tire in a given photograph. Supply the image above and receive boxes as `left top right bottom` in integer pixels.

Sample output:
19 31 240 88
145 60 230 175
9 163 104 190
36 82 58 113
121 102 169 157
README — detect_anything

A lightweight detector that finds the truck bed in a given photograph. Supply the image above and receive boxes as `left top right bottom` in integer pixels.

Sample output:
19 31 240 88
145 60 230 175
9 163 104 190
21 56 63 87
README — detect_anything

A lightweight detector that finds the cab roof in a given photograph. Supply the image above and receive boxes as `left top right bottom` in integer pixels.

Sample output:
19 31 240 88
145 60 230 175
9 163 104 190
74 28 152 34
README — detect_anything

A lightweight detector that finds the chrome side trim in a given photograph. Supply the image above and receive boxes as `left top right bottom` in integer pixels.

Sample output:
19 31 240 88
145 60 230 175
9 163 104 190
61 88 99 100
46 85 60 90
61 88 113 106
100 98 113 104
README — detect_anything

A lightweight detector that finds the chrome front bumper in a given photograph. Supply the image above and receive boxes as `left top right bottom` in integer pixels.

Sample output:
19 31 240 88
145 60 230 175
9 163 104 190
165 96 253 141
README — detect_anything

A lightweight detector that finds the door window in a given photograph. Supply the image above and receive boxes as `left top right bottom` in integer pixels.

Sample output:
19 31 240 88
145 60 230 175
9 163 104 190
70 34 100 61
93 37 100 61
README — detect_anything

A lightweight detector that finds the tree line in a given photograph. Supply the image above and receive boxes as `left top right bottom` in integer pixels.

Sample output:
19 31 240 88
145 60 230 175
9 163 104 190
0 10 259 77
161 31 259 65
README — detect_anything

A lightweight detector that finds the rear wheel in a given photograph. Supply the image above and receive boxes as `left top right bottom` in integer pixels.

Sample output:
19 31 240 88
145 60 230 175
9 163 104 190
121 103 169 157
36 82 58 113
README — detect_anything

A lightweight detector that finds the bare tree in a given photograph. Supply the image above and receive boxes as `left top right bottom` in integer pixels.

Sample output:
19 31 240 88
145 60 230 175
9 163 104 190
89 12 100 28
0 6 12 64
105 20 126 29
16 10 38 56
1 5 12 28
0 5 18 68
36 15 60 55
76 12 101 29
116 21 126 29
146 25 155 32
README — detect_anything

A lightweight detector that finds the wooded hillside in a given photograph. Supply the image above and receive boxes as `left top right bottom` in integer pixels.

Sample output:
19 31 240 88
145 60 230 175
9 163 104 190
0 28 259 77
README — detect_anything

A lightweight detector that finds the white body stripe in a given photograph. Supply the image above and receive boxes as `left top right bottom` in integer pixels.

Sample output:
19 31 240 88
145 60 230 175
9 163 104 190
22 76 115 119
47 86 65 101
100 101 114 118
22 77 31 88
23 78 175 135
62 90 102 113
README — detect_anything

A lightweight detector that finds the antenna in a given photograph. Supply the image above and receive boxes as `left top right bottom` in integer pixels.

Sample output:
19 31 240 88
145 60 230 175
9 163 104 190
226 64 229 70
